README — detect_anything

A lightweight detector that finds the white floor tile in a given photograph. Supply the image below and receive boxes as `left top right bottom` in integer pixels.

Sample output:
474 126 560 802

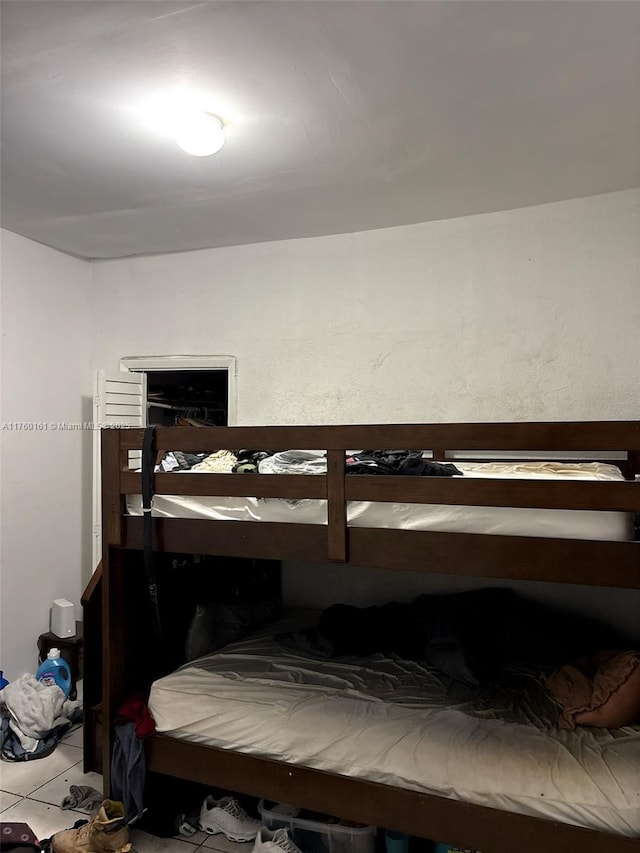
29 762 102 808
0 745 83 797
129 828 201 852
201 834 255 851
0 797 86 841
61 726 84 749
0 791 22 813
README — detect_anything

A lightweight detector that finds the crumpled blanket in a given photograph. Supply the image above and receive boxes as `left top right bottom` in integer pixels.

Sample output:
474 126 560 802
259 449 327 475
257 449 462 477
0 673 80 753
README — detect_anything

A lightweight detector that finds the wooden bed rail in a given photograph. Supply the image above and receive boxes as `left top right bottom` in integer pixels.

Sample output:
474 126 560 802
106 421 640 566
147 736 640 853
118 419 640 452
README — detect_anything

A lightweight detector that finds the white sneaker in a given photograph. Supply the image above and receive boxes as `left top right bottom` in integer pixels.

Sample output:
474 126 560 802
198 795 261 842
252 827 303 853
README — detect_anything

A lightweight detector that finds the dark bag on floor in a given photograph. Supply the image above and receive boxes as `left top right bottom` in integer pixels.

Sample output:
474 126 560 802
0 822 41 851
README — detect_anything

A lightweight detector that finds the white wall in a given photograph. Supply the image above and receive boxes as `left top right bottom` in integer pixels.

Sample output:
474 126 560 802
91 189 640 637
92 189 639 424
0 230 93 679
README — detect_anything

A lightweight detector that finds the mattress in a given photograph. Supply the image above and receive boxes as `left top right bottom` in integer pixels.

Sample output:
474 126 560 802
149 616 640 836
127 461 634 541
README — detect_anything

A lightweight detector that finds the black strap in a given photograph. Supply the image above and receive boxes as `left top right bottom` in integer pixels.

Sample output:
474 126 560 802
142 426 162 638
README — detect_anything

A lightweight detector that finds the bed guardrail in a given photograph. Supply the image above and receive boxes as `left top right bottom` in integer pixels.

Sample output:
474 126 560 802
102 420 640 586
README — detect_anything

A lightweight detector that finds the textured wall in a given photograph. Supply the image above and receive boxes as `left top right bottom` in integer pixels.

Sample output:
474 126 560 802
92 189 640 424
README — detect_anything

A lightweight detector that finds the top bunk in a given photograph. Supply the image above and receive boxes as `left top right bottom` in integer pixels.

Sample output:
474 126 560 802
101 420 640 588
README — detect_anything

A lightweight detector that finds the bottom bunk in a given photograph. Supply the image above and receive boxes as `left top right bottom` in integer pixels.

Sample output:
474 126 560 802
143 614 640 853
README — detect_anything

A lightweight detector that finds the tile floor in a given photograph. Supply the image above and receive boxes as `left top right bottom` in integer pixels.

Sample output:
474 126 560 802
0 727 249 853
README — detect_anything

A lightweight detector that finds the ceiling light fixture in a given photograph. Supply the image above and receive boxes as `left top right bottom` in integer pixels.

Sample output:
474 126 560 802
175 112 225 157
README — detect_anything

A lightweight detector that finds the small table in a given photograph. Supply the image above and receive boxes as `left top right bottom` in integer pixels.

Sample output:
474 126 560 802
37 622 84 701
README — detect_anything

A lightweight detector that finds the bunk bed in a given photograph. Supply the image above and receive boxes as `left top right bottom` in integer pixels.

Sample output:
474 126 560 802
98 421 640 853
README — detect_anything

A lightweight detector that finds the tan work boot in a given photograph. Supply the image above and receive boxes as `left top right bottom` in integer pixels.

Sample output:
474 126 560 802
51 799 132 853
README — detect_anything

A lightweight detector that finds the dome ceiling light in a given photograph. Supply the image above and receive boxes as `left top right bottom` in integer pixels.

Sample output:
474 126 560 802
175 112 225 157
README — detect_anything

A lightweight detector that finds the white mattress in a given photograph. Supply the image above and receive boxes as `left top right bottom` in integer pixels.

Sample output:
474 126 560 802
149 617 640 836
127 461 634 541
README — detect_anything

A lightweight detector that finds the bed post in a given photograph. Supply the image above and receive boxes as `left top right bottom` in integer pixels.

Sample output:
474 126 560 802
101 428 126 796
327 448 347 562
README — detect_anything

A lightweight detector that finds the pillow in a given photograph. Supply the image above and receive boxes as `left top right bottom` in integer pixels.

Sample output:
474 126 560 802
545 650 640 729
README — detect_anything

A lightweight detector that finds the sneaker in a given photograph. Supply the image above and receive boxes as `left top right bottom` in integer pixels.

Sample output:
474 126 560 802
252 827 303 853
198 795 261 842
51 800 131 853
252 826 302 853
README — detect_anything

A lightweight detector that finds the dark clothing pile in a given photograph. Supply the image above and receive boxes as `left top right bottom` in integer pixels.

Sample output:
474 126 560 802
170 451 206 470
345 450 461 476
0 712 82 763
232 450 273 474
157 451 206 472
159 448 462 477
278 589 623 688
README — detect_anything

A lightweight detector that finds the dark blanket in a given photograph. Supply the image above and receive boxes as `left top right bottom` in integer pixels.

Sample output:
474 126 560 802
279 589 623 687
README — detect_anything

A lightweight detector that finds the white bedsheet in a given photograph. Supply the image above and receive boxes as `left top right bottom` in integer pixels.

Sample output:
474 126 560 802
149 618 640 836
127 461 634 540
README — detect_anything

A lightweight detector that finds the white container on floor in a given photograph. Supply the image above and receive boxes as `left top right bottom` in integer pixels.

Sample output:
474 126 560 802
258 800 376 853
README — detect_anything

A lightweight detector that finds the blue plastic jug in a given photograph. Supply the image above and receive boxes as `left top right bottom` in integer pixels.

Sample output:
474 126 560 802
36 648 71 698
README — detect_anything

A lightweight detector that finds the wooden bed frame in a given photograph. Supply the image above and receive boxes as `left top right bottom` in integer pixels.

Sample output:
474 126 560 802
98 421 640 853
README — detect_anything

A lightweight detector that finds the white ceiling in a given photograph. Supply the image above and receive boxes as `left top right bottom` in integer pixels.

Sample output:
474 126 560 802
1 1 639 260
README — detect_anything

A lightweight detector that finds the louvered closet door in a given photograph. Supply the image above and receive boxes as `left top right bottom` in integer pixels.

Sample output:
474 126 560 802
92 370 147 571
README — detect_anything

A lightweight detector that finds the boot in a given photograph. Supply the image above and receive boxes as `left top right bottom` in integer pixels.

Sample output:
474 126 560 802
51 800 132 853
